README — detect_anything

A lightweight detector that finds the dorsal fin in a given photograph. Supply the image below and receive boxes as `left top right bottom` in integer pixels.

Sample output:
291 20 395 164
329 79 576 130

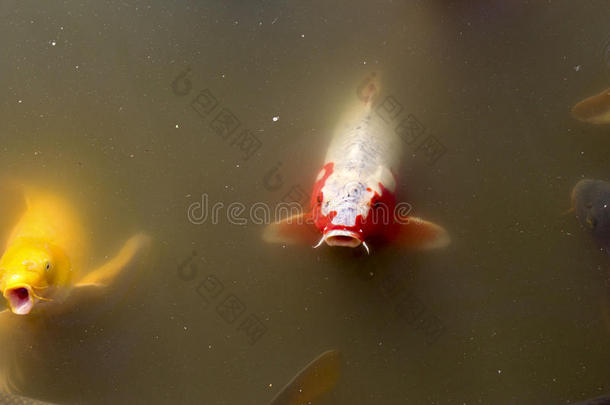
269 349 341 405
0 180 28 250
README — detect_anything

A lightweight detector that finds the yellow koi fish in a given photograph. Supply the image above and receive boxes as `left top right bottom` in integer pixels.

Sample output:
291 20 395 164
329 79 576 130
0 184 149 316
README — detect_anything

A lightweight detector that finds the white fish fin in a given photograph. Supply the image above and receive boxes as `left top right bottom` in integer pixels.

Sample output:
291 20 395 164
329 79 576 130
392 215 451 250
263 213 319 246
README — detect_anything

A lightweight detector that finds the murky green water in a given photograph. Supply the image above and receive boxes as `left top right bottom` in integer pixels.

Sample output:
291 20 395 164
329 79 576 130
1 1 609 404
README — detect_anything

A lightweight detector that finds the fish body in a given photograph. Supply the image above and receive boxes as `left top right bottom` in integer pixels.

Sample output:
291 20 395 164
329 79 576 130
0 190 87 314
309 75 401 248
264 73 449 251
0 183 149 316
571 88 610 124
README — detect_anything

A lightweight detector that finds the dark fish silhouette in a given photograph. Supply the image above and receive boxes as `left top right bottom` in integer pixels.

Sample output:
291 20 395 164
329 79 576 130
568 180 610 405
269 349 341 405
571 179 610 252
570 395 610 405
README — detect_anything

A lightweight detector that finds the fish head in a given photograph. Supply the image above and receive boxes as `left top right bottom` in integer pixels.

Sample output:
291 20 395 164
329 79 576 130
571 179 610 242
0 243 55 315
311 164 396 249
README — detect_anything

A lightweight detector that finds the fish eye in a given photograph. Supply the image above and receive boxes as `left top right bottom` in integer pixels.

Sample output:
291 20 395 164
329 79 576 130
45 262 51 271
317 195 323 204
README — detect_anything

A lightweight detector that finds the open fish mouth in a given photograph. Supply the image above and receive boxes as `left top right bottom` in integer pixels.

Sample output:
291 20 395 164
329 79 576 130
4 285 34 315
323 230 362 248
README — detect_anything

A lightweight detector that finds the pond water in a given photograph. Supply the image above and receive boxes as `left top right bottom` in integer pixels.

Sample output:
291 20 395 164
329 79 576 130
0 1 609 404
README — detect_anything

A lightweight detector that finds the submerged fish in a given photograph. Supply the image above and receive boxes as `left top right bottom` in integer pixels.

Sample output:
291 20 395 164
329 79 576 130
0 183 149 316
264 73 450 252
571 179 610 251
0 391 57 405
571 88 610 125
269 349 340 405
570 395 610 405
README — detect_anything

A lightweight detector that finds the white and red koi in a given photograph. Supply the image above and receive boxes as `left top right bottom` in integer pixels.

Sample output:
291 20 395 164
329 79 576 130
264 73 450 252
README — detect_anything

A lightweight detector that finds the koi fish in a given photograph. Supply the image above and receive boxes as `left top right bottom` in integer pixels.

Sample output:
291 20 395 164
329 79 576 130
570 179 610 367
264 73 450 252
571 87 610 125
269 349 340 405
0 183 150 316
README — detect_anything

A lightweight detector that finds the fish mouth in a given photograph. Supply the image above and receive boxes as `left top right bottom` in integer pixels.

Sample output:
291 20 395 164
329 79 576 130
323 230 362 248
4 285 34 315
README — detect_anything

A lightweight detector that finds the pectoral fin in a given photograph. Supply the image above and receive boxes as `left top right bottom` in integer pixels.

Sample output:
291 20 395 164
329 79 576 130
571 88 610 124
76 233 151 287
391 216 450 250
269 349 341 405
263 213 319 246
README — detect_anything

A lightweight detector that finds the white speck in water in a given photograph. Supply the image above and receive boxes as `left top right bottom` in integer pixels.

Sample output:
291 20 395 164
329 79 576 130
497 369 502 374
363 60 367 65
17 100 22 104
75 65 79 70
574 65 581 71
221 74 225 78
236 164 240 168
175 124 179 128
301 34 305 38
51 40 57 46
272 116 279 122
